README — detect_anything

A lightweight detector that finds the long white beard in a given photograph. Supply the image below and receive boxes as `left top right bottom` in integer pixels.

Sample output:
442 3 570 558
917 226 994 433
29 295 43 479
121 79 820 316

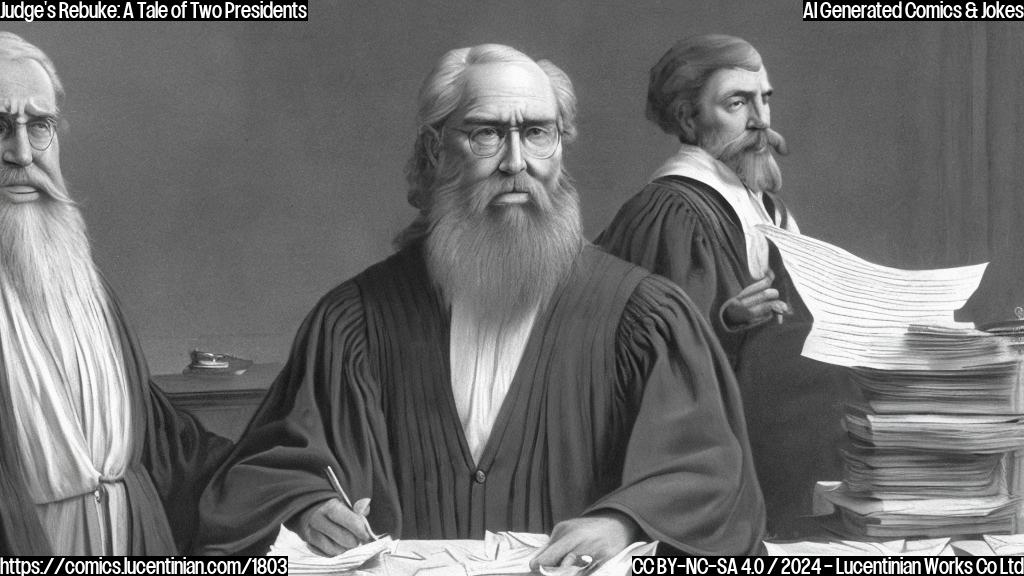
424 164 584 327
0 197 134 555
0 199 99 314
0 195 125 410
0 197 130 461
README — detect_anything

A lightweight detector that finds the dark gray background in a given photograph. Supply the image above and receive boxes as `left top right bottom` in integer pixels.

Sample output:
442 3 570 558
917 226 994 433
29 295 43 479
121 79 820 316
4 3 1018 373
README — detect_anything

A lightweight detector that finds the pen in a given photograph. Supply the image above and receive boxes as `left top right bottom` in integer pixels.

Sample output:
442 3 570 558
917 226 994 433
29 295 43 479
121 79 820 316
323 465 383 541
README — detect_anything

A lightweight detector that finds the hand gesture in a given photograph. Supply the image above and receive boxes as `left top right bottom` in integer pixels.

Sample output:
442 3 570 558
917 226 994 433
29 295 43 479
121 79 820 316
723 271 790 328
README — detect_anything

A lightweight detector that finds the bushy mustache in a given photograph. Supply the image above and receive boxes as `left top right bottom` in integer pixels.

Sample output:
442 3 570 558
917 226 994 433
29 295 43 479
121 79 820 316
718 127 788 161
0 167 67 203
461 173 548 214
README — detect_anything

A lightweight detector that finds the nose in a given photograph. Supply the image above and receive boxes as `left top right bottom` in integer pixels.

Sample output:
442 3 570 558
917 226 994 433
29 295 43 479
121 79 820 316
747 99 770 130
498 128 526 175
2 125 34 167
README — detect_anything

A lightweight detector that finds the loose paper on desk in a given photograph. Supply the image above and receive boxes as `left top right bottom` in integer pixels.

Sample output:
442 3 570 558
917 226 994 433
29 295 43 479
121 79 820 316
764 536 950 556
982 534 1024 555
756 225 994 370
268 524 657 576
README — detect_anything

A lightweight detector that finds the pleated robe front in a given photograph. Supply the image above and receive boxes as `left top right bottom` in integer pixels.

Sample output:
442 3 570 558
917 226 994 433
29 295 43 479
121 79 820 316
196 244 766 556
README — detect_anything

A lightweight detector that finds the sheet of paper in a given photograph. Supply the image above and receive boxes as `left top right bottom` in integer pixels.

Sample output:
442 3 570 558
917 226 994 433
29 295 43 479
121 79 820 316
757 225 995 369
268 524 656 575
983 533 1024 555
765 537 950 556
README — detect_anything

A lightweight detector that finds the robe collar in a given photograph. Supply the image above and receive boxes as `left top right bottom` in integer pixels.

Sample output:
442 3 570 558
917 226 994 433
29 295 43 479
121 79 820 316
652 144 777 278
652 144 746 192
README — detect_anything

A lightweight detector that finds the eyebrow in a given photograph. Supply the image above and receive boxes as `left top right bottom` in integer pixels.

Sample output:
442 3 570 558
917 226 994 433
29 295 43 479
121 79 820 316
460 116 557 127
722 88 773 101
0 110 59 121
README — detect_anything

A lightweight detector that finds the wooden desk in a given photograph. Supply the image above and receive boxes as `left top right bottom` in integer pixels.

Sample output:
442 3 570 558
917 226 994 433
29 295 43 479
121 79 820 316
153 362 281 440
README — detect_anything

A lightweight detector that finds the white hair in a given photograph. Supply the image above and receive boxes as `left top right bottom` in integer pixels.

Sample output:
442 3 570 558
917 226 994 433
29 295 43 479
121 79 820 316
403 44 578 215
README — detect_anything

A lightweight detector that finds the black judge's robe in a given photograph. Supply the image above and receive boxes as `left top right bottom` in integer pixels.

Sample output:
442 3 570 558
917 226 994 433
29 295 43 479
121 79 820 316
195 244 766 556
0 280 233 555
597 176 861 538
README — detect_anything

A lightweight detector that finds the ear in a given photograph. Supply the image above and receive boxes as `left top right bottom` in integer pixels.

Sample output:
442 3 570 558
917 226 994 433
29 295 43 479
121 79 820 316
675 101 698 143
422 125 442 167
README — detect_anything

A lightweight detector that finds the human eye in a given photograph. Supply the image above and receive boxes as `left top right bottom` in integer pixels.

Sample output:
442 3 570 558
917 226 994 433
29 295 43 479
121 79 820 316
470 126 502 147
26 118 53 137
523 125 555 146
0 118 11 137
725 98 746 111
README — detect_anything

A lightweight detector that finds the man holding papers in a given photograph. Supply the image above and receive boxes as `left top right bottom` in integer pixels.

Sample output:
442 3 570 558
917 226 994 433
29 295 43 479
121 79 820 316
596 34 858 538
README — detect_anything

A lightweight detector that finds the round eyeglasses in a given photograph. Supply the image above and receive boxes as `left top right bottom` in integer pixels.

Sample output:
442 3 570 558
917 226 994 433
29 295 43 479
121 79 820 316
450 123 560 159
0 116 57 152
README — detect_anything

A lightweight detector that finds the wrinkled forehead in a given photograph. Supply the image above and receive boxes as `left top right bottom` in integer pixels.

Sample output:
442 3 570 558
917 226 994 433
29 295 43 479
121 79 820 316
451 61 558 125
0 58 57 116
703 65 771 99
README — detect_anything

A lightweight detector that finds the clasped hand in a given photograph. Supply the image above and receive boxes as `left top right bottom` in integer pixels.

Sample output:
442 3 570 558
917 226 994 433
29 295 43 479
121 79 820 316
723 271 790 328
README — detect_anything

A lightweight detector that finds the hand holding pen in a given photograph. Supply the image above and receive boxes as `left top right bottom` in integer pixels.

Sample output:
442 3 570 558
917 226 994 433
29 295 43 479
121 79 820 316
291 466 381 556
324 466 384 541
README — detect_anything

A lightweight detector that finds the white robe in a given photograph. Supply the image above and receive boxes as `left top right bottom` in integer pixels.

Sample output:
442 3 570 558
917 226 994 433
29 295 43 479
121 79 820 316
0 277 133 555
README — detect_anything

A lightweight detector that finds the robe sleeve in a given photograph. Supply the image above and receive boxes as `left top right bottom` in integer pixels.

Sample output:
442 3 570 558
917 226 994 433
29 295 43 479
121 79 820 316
141 384 234 553
596 182 749 360
100 280 236 554
193 281 400 556
585 274 766 555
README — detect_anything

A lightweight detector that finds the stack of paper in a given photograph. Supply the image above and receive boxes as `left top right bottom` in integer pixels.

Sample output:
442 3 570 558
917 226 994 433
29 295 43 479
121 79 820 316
761 226 1024 539
843 408 1024 454
851 361 1023 414
816 482 1020 539
841 448 1005 498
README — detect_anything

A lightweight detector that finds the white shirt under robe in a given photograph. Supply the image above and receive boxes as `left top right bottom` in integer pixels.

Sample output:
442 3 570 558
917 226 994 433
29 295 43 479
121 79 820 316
449 301 537 464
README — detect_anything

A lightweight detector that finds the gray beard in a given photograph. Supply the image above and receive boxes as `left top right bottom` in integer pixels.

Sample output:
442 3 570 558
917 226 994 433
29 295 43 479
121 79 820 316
423 165 584 327
723 148 782 194
0 198 102 326
708 128 787 194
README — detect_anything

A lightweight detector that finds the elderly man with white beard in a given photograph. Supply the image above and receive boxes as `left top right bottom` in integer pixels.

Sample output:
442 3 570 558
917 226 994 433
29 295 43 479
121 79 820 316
0 32 232 555
597 35 860 538
196 44 766 562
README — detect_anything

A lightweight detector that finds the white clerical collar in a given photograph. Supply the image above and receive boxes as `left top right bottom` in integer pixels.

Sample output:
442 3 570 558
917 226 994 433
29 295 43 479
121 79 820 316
650 143 778 278
650 143 749 193
651 143 774 218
